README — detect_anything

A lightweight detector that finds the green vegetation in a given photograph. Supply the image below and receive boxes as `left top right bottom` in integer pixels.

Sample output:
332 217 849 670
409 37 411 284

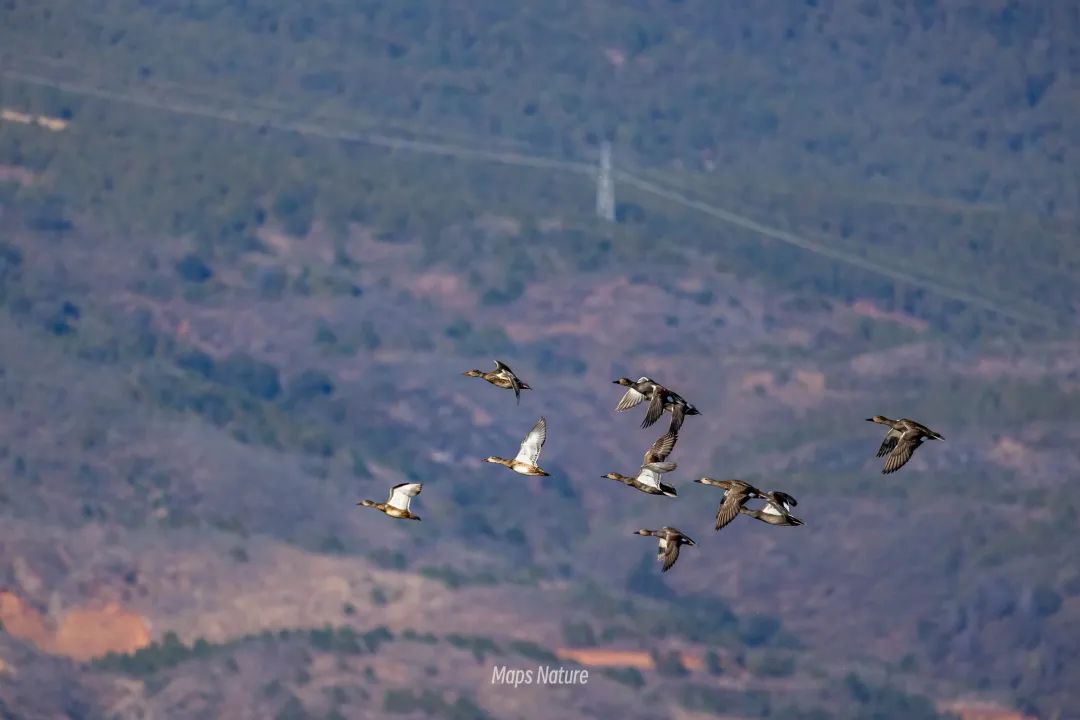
676 684 771 718
383 689 494 720
600 667 645 689
94 624 393 677
94 631 218 676
560 620 597 647
445 634 502 663
838 673 946 720
507 640 558 664
0 2 1076 716
746 649 796 678
651 649 689 678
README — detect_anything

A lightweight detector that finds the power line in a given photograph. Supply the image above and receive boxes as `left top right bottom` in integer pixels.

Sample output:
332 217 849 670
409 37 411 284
0 67 1062 331
1 69 596 177
613 169 1056 330
596 141 615 222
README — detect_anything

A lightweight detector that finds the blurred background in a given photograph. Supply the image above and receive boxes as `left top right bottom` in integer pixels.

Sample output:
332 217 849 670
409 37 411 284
0 2 1078 718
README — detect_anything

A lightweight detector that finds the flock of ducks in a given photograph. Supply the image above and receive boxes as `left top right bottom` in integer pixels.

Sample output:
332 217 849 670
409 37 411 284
357 360 945 573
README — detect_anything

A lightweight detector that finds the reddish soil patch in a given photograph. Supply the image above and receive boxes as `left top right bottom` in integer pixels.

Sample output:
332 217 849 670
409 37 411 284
0 590 151 661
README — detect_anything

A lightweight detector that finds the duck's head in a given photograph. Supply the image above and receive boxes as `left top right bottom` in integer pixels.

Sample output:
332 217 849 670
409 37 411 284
602 472 624 481
463 369 483 377
483 456 505 464
866 415 890 423
357 499 375 508
695 477 719 486
613 377 633 387
633 528 653 537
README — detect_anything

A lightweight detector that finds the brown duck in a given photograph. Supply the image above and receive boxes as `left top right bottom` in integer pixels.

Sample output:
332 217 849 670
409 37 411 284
464 360 531 404
695 478 803 529
866 415 944 474
484 417 550 476
357 482 422 521
613 376 700 432
603 429 679 496
633 527 696 572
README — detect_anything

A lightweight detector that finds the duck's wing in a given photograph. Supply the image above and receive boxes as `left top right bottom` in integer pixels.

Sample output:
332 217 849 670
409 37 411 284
769 491 798 511
876 427 902 457
386 482 422 511
660 537 682 572
882 433 920 474
492 361 522 403
658 480 678 497
615 387 648 412
714 489 749 531
761 501 784 516
513 417 548 465
636 466 663 490
643 429 678 465
668 403 686 432
716 479 761 496
907 419 943 440
641 391 665 428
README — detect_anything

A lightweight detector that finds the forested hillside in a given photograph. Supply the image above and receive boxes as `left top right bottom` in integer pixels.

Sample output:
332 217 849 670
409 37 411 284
0 2 1077 718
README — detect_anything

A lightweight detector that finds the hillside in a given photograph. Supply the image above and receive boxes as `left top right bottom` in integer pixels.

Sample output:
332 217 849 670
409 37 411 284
1 2 1078 719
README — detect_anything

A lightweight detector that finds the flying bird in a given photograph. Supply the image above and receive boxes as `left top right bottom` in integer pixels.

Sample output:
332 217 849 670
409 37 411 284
739 493 804 527
603 429 680 496
633 527 696 572
866 416 944 474
463 360 531 403
357 482 423 521
694 477 763 531
740 489 803 526
484 417 550 476
696 479 803 529
612 376 700 432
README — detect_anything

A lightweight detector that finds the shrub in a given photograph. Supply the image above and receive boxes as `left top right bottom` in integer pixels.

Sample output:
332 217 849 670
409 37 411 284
213 352 282 400
652 649 688 677
705 650 724 675
176 349 215 377
1031 584 1062 617
746 650 795 677
175 253 213 283
602 667 644 688
738 613 781 647
257 265 288 300
561 621 597 647
508 640 557 663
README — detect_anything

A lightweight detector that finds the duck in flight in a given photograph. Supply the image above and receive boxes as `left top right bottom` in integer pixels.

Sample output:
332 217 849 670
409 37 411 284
464 360 531 404
633 527 696 572
613 377 700 432
484 417 550 476
695 478 802 529
740 490 803 527
866 416 944 474
357 482 423 521
603 429 679 496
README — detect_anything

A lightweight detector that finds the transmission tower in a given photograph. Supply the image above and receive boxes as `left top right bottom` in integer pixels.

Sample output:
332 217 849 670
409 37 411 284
596 141 616 222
